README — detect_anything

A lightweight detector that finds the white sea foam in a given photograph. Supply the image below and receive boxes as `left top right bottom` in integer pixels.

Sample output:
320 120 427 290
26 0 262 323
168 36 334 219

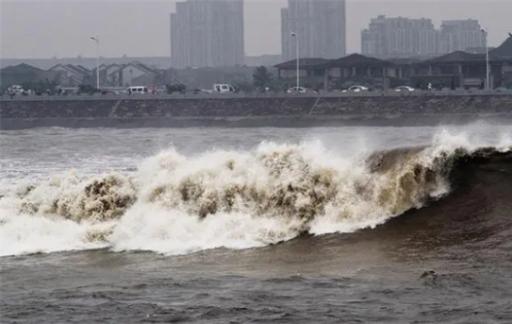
0 212 109 256
1 128 511 257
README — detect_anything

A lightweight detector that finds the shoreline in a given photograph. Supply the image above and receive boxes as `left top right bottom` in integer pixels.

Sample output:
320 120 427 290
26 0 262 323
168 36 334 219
2 114 512 130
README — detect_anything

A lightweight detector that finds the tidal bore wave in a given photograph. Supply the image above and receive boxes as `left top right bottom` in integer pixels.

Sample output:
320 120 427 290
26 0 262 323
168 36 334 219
1 136 511 257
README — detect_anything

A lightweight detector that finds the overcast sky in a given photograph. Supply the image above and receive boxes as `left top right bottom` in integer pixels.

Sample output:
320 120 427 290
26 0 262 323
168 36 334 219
1 0 511 59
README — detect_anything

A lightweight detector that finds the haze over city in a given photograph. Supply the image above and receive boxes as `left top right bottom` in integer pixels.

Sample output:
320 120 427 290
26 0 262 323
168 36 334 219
1 0 511 59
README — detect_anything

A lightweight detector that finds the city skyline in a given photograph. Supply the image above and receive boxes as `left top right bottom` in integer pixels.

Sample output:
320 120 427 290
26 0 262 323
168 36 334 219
1 0 511 59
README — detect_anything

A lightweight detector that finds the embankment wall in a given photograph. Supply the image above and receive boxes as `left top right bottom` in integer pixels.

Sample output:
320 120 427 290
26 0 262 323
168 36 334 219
2 94 512 129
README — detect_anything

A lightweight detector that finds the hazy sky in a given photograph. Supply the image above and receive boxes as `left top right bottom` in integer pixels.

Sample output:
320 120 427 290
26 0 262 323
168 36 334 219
1 0 511 59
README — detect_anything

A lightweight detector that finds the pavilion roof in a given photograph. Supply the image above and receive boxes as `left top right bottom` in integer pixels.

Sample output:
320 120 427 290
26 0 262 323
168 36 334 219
324 54 393 68
274 58 329 69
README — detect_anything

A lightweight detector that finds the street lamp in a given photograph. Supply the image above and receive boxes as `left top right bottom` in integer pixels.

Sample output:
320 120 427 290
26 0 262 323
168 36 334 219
481 28 490 90
90 36 100 90
291 32 299 91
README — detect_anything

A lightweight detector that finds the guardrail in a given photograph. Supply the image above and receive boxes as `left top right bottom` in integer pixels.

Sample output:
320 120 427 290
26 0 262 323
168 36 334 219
1 89 511 102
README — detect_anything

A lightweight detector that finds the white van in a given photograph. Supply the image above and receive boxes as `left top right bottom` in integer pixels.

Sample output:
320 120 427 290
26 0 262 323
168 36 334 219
213 84 235 94
128 86 148 95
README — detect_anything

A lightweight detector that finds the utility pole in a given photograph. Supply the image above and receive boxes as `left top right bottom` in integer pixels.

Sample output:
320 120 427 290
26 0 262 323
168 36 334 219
90 36 100 90
291 32 299 91
481 28 490 90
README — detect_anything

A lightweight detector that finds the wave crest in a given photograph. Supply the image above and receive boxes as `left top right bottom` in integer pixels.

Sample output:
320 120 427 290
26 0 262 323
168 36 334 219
1 138 510 256
17 173 136 222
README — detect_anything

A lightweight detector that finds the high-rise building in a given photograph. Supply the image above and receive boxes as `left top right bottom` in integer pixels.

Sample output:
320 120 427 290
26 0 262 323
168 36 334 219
361 15 439 59
281 0 346 61
439 19 486 53
170 0 244 68
361 16 487 59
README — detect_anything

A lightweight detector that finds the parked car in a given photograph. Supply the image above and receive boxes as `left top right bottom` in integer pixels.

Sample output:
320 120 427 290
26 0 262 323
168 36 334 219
213 83 236 94
394 86 415 92
6 84 25 96
128 86 148 95
286 86 308 94
342 85 369 93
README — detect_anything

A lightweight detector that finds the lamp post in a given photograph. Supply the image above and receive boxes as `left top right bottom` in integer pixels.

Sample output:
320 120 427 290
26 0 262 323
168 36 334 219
481 28 490 90
90 36 100 90
291 32 299 91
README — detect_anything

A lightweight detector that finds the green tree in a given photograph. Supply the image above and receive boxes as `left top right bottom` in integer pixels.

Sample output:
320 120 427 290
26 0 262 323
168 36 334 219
233 81 254 94
22 79 58 95
78 84 99 95
166 83 186 94
252 66 273 92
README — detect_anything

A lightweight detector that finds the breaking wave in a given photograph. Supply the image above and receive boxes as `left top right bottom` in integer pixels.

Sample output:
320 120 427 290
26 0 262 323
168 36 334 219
1 130 511 257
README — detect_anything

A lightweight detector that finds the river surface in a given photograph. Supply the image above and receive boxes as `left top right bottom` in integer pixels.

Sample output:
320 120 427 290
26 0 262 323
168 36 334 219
1 124 512 323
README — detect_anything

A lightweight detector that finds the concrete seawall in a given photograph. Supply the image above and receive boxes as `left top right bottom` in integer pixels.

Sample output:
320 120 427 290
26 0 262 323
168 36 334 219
2 94 512 129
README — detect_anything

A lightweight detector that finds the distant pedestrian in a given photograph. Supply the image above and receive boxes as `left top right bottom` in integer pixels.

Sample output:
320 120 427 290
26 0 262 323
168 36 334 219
427 83 432 91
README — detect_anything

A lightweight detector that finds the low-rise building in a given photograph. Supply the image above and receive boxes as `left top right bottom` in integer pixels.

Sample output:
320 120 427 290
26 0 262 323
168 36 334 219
95 62 159 87
118 62 158 87
49 64 91 86
412 51 488 89
322 54 395 89
413 35 512 89
100 64 122 86
0 63 56 93
275 58 329 90
275 35 512 91
275 55 396 90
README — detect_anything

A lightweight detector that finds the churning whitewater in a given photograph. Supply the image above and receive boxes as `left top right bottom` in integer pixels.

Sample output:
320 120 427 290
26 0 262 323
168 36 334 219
1 130 510 257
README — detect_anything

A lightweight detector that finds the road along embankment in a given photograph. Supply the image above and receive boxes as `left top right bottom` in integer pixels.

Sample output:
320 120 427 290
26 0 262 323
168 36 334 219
1 94 512 129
